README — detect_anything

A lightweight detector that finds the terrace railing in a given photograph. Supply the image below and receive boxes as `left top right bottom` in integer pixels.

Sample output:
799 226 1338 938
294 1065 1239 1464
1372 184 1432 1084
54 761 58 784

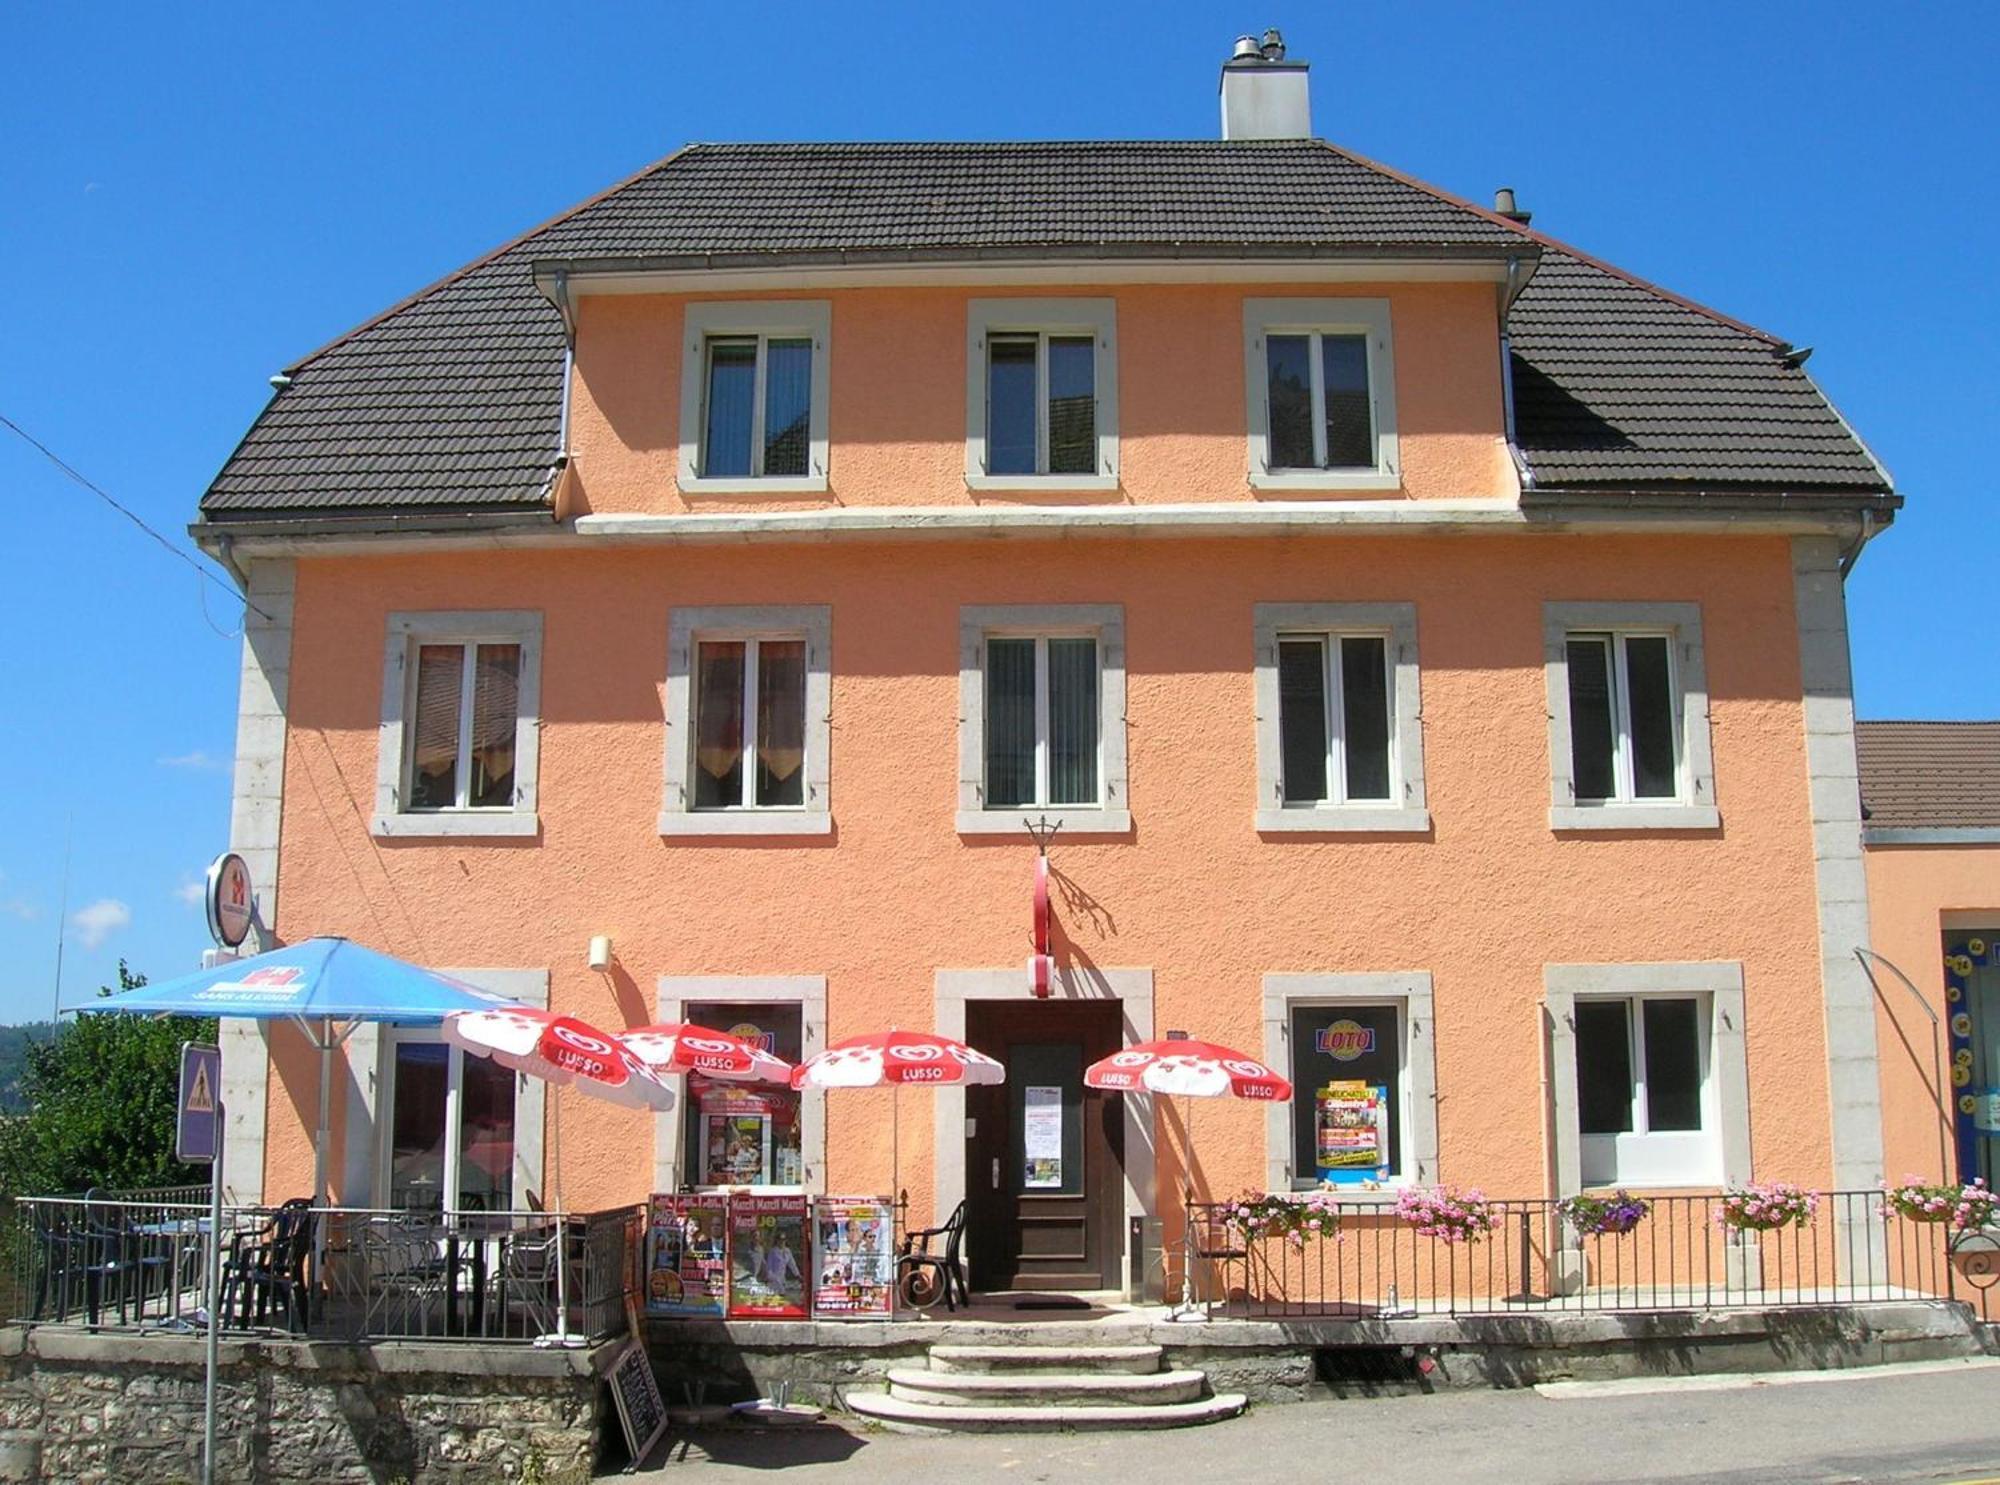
1182 1191 2000 1323
10 1196 644 1346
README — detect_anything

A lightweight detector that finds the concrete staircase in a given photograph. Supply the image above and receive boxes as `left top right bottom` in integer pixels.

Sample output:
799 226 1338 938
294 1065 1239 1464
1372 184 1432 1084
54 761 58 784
844 1343 1247 1432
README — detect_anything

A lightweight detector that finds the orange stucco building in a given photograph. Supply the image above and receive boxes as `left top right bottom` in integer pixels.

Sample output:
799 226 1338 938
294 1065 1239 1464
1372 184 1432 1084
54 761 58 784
195 44 1914 1293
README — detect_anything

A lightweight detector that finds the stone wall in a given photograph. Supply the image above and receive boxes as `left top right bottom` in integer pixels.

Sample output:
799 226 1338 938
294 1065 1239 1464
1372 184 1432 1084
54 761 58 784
0 1328 614 1484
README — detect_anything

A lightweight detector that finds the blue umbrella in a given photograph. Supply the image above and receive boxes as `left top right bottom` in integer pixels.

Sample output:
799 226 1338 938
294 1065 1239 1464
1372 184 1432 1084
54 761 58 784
74 937 524 1207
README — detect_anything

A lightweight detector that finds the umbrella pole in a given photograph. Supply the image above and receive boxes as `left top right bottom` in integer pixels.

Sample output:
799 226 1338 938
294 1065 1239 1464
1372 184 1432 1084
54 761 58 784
552 1084 570 1345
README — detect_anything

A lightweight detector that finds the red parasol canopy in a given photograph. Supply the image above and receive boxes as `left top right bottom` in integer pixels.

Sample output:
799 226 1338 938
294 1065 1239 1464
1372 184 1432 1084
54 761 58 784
1084 1038 1293 1102
621 1022 794 1084
791 1028 1006 1090
443 1007 677 1111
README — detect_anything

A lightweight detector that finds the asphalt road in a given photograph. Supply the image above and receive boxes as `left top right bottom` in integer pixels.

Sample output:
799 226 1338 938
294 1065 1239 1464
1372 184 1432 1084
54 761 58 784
638 1360 2000 1483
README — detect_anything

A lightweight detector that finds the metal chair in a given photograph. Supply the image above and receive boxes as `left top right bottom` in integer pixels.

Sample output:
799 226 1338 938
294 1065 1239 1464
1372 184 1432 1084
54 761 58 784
896 1200 969 1311
360 1215 449 1338
495 1224 562 1339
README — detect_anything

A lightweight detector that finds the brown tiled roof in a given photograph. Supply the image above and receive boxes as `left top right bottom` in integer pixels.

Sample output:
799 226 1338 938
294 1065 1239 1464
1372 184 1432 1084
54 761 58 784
1856 722 2000 832
196 140 1894 525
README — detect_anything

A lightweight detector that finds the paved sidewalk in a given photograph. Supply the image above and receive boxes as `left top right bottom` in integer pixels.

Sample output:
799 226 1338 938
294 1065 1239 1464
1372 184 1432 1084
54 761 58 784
639 1361 2000 1483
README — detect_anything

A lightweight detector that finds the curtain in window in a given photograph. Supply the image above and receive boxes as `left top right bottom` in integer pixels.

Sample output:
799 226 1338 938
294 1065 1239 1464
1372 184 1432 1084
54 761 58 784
1321 335 1373 468
694 641 747 808
410 644 463 809
987 336 1038 475
467 643 520 808
1565 637 1618 802
703 339 757 477
754 640 807 807
1046 336 1096 475
1340 636 1392 801
1046 637 1100 805
763 339 813 478
1623 637 1679 798
1265 335 1315 469
984 638 1037 807
1277 638 1330 804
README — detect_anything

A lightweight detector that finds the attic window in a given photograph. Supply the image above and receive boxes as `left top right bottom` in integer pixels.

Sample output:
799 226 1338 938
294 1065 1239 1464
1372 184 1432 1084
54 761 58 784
1243 298 1400 492
678 302 831 494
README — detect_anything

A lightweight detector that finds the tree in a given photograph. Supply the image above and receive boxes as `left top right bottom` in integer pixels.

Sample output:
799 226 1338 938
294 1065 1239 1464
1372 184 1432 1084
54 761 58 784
0 962 217 1196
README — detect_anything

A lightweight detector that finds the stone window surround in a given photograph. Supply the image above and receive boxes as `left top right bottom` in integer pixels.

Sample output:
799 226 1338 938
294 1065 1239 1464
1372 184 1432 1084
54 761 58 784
1242 297 1401 492
344 969 551 1210
956 604 1130 836
650 975 828 1194
1542 960 1751 1196
1261 972 1438 1195
933 967 1156 1296
964 297 1120 493
1253 602 1429 833
372 610 544 840
659 605 833 838
677 300 833 495
1542 601 1719 832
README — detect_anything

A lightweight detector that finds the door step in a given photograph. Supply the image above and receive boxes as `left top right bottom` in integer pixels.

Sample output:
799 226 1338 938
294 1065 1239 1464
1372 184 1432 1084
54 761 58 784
844 1341 1244 1432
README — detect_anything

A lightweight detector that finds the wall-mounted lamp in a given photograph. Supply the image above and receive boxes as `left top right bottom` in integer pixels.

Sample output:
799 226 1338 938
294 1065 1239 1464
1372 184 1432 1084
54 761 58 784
587 935 613 972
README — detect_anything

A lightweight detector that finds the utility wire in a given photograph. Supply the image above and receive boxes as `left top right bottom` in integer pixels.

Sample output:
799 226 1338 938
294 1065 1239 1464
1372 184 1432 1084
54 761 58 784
0 411 273 624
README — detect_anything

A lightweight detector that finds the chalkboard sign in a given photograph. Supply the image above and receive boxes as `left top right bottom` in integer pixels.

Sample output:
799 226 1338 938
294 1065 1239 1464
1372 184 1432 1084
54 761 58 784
607 1338 667 1466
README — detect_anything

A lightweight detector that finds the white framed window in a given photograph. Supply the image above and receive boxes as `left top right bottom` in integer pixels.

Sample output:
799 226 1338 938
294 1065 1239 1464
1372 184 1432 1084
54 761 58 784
379 1028 519 1213
965 299 1118 492
661 606 831 837
373 611 542 839
1254 602 1427 833
1243 298 1399 492
1262 972 1437 1193
678 301 831 494
1544 602 1718 831
957 605 1128 835
1545 961 1750 1194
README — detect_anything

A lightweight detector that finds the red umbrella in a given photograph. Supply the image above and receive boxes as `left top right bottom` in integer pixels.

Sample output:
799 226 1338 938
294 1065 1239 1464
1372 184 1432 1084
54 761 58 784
621 1022 794 1084
791 1029 1005 1090
444 1007 678 1110
792 1030 1005 1249
1084 1038 1292 1101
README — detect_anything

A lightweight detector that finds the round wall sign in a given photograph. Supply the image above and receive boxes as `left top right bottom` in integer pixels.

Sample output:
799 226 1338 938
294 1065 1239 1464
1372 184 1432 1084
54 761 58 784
205 852 254 949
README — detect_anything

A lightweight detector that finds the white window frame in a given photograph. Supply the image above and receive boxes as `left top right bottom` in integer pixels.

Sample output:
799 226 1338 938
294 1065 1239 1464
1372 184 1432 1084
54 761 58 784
1572 992 1719 1188
678 301 832 495
1243 298 1400 492
1544 961 1751 1195
661 605 831 837
1262 972 1437 1195
1544 602 1719 831
957 604 1129 836
965 298 1119 492
373 611 542 839
653 976 827 1196
1254 602 1428 833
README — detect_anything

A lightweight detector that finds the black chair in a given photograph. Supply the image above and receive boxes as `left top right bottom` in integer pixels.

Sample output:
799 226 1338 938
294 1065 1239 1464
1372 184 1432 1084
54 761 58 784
896 1200 969 1312
223 1198 316 1330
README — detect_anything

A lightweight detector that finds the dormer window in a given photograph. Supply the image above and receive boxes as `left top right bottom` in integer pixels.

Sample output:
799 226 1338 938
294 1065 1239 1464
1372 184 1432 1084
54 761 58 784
965 299 1119 492
678 302 831 494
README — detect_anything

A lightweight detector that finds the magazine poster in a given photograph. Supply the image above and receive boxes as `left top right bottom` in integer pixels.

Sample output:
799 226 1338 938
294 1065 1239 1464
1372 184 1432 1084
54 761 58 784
697 1083 784 1185
645 1194 728 1317
727 1194 810 1318
1316 1080 1389 1182
811 1197 896 1318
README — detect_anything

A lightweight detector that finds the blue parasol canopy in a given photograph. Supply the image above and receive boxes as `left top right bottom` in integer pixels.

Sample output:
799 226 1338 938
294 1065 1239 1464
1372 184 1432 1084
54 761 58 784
70 936 511 1023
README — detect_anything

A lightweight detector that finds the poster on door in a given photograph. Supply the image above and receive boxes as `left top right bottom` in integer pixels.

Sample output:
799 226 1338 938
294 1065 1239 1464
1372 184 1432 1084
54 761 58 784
1316 1080 1389 1183
644 1194 728 1317
811 1197 896 1318
1023 1085 1063 1189
728 1194 810 1318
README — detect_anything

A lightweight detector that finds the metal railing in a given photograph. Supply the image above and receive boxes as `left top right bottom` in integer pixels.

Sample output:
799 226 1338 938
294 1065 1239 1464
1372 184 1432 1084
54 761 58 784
11 1196 643 1346
1183 1191 2000 1322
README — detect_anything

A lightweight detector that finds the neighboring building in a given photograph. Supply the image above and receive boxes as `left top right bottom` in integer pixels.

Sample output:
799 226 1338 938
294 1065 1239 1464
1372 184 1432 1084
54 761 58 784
195 36 1904 1293
1860 722 2000 1191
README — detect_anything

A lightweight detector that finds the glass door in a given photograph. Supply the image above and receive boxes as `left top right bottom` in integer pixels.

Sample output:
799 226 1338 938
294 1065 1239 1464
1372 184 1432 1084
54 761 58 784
384 1033 517 1212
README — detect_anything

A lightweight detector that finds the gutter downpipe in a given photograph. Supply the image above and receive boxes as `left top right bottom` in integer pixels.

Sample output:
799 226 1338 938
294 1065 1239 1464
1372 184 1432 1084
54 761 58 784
538 269 578 512
1499 255 1535 492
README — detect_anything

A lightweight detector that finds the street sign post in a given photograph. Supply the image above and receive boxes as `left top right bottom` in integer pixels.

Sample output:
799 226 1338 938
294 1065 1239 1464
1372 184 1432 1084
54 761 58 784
179 1042 224 1485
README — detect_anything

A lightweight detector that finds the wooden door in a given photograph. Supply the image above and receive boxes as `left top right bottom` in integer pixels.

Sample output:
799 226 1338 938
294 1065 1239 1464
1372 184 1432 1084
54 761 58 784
964 1000 1124 1291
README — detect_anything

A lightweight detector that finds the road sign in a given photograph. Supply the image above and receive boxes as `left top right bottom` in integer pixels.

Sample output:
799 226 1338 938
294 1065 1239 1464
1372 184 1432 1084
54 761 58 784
178 1042 221 1164
204 852 253 949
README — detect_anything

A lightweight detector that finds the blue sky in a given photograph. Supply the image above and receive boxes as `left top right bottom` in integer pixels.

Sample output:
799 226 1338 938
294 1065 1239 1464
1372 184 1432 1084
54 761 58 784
1 2 1993 1023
